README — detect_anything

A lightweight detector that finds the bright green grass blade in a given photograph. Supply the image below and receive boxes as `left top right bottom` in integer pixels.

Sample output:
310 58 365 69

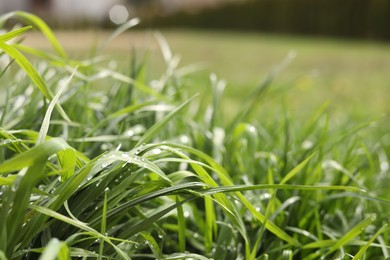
0 138 72 174
329 214 377 252
0 26 32 43
204 196 216 254
200 184 363 194
176 197 186 252
279 152 316 184
0 42 53 98
13 43 64 64
0 42 70 122
140 231 163 259
353 224 389 260
38 238 69 260
0 11 67 58
6 163 45 258
36 67 77 146
135 95 198 147
99 189 109 260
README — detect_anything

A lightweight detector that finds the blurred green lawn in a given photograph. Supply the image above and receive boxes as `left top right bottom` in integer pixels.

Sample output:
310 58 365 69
25 29 390 122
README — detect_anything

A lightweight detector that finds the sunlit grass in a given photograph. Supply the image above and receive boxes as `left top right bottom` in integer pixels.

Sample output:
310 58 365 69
0 12 389 259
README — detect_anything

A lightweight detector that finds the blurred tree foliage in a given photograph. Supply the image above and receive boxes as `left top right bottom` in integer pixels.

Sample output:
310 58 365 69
143 0 390 41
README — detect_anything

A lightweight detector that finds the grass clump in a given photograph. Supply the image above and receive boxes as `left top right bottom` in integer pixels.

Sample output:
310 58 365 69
0 11 389 259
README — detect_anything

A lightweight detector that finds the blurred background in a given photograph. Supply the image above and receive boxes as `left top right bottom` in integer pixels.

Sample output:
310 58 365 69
1 0 390 121
1 0 390 40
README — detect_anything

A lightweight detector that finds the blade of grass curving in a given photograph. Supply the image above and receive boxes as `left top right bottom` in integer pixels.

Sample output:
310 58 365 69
199 184 363 194
154 31 173 64
98 18 140 50
0 138 72 174
0 26 32 43
38 238 69 260
36 67 77 146
6 163 45 258
279 152 316 185
140 232 163 259
329 214 377 253
353 224 388 260
30 205 130 260
0 11 67 58
135 94 198 147
0 42 70 121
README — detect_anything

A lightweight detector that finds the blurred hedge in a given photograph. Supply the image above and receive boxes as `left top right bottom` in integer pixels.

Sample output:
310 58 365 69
143 0 390 41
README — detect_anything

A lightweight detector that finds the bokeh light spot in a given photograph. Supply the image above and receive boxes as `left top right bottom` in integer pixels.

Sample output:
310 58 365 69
109 5 129 25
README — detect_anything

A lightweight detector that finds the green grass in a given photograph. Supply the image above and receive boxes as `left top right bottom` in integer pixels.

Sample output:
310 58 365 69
1 12 390 259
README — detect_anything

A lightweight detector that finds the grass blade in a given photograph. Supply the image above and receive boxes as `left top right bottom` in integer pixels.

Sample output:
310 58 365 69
135 95 198 147
0 26 32 43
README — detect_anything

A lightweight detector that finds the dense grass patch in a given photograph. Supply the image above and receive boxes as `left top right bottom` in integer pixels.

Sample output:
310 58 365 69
0 12 390 259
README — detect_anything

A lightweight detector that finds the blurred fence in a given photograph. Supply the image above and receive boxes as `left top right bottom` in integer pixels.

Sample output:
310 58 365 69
143 0 390 41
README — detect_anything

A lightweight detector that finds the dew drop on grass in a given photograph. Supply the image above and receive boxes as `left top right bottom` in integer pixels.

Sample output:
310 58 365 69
101 163 109 169
184 211 190 218
151 148 162 155
302 139 314 150
104 187 110 192
3 139 11 144
121 153 130 159
193 233 199 239
180 135 189 144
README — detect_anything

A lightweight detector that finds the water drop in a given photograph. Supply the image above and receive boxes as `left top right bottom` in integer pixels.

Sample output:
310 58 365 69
255 207 261 212
152 148 161 155
184 211 190 218
180 135 189 144
126 130 134 137
101 163 109 169
193 233 199 239
121 153 130 160
3 139 11 144
141 157 145 162
104 187 110 192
